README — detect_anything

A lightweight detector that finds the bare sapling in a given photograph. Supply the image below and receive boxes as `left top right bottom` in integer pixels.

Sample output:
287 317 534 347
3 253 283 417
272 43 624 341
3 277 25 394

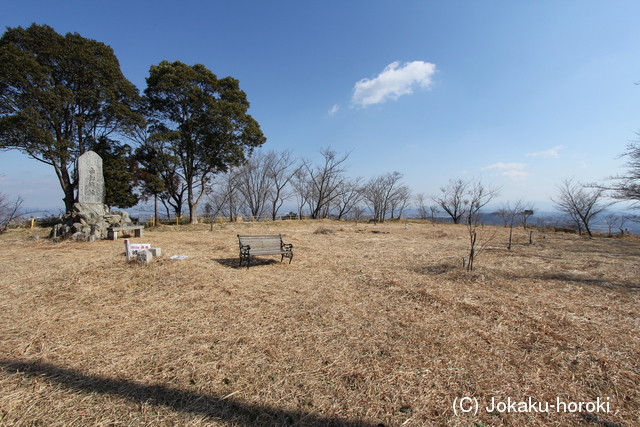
464 179 500 271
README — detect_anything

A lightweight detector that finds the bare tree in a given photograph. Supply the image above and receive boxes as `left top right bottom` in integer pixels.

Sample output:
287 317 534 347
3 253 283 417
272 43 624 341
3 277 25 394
291 167 311 218
429 205 440 224
363 175 386 221
494 204 513 228
234 151 272 220
389 184 412 219
350 204 366 224
533 213 553 230
603 212 629 236
431 178 470 224
333 177 364 220
265 149 299 220
495 199 532 249
0 176 31 232
551 177 613 237
363 171 407 221
302 147 351 219
414 192 429 220
618 214 630 234
206 170 242 222
0 193 24 232
464 179 501 271
608 136 640 206
465 179 501 225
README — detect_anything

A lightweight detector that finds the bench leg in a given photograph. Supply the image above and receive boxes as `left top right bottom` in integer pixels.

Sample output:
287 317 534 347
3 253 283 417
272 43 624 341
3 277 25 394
281 252 293 264
108 230 118 240
135 228 143 238
239 253 250 269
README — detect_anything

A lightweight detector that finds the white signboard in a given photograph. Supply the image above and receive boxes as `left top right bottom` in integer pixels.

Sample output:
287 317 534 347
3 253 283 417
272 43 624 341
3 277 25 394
124 239 151 261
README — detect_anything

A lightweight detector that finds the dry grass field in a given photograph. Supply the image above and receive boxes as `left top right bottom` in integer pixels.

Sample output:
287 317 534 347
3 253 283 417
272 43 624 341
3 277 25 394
0 220 639 427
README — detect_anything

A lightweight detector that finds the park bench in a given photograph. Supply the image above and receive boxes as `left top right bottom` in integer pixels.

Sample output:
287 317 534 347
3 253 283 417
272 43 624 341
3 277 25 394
237 234 293 268
107 225 144 240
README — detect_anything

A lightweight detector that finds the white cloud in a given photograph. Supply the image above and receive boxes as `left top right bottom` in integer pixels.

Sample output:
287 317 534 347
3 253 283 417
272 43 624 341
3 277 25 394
500 169 532 179
328 104 340 116
482 162 526 171
526 145 563 158
350 61 436 108
482 162 531 180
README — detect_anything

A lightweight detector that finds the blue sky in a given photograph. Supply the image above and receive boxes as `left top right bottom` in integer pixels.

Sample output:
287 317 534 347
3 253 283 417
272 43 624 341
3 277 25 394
1 0 639 213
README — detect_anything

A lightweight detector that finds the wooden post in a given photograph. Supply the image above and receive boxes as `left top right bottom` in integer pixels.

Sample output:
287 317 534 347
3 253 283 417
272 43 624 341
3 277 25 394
124 239 131 261
30 217 35 229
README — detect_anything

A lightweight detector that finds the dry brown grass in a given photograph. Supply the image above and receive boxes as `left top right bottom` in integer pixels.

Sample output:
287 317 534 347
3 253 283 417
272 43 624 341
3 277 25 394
0 220 638 426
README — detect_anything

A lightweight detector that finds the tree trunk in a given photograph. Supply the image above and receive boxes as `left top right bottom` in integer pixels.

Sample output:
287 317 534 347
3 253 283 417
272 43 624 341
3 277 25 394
63 187 76 214
584 225 593 237
53 163 76 213
189 201 198 224
467 231 476 271
154 194 159 227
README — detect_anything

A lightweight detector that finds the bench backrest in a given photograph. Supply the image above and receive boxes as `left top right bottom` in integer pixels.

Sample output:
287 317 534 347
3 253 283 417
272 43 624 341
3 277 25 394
238 234 284 250
238 234 282 249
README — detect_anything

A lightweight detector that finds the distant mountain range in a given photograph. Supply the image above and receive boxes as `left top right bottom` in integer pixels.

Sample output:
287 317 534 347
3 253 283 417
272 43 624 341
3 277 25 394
26 206 639 235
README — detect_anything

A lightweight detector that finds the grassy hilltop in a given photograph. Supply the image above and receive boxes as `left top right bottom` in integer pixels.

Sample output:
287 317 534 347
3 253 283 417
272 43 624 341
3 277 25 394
0 220 638 426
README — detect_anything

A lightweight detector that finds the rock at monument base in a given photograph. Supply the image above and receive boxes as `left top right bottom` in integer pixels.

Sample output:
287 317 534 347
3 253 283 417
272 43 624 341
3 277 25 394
137 250 153 265
74 202 106 218
71 232 94 242
49 206 140 242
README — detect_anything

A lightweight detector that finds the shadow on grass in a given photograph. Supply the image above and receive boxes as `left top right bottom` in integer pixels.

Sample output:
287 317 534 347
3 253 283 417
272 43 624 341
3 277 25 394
531 272 640 291
0 359 381 427
412 262 461 275
579 412 624 427
213 257 282 269
412 262 639 291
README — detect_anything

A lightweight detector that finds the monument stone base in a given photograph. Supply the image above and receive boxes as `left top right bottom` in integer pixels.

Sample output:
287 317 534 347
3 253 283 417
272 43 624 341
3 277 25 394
50 203 137 242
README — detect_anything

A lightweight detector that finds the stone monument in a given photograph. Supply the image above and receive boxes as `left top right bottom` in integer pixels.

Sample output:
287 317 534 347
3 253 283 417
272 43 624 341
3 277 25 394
51 151 138 241
76 150 106 216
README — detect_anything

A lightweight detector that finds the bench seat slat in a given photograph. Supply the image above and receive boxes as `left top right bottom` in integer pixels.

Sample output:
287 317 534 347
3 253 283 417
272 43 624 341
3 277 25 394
109 226 144 231
107 225 144 240
247 250 289 255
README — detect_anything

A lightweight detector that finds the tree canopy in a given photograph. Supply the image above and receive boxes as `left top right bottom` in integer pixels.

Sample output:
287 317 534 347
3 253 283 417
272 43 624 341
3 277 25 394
144 60 266 223
0 24 142 212
90 137 139 209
